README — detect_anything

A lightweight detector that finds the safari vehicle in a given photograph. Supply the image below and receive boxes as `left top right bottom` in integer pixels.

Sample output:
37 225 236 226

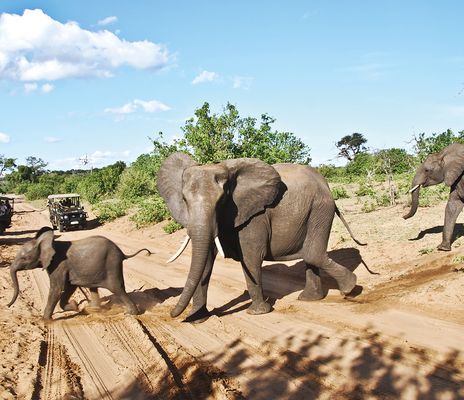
0 196 14 234
48 194 87 232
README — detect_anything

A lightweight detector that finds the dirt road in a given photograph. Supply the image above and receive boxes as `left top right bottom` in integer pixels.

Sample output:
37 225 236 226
1 196 463 399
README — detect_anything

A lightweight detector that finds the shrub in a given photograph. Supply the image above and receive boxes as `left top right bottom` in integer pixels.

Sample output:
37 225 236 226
93 201 127 223
331 186 349 200
25 182 54 200
117 168 157 201
130 196 169 228
163 220 183 234
361 200 377 213
355 182 375 197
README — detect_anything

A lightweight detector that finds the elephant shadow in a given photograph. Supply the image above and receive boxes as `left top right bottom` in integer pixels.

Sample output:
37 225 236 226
212 247 364 317
409 223 464 243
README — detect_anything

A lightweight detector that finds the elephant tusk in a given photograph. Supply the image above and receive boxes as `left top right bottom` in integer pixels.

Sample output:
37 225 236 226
408 184 420 194
167 235 190 263
215 236 225 257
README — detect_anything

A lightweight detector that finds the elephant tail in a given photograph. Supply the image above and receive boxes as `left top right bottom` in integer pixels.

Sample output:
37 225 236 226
123 248 154 259
335 205 367 246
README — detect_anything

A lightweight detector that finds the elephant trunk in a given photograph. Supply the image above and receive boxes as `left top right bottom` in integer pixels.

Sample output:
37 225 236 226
170 230 212 318
7 264 21 307
403 174 423 219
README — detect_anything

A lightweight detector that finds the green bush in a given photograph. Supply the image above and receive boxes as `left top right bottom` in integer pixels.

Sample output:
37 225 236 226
93 201 127 223
346 152 376 176
355 182 375 197
130 196 169 228
25 182 54 200
117 168 157 201
163 220 183 234
361 200 377 213
331 186 349 200
318 164 347 181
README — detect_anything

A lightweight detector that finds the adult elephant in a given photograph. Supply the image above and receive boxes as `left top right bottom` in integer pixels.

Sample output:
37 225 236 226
157 153 364 321
404 143 464 251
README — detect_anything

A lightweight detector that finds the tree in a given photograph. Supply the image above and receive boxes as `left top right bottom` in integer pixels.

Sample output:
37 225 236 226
336 133 368 161
173 102 311 164
26 156 48 182
0 155 16 176
413 129 464 161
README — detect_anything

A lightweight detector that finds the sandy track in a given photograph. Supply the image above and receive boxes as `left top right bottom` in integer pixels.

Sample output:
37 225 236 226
1 196 463 399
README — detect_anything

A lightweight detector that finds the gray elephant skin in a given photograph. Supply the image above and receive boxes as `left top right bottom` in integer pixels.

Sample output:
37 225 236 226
157 152 363 322
8 227 152 320
404 143 464 251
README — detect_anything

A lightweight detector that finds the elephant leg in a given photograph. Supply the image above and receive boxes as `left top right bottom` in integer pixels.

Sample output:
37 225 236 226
87 288 101 310
303 200 356 296
43 284 63 321
240 257 271 315
187 249 216 323
59 282 78 312
107 278 140 315
439 192 464 251
298 265 324 301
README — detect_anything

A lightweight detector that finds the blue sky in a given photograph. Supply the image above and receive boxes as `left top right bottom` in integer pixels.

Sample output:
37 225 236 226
1 1 463 170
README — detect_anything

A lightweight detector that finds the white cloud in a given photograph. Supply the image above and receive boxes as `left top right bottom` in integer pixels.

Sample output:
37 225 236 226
0 132 10 143
41 83 54 93
45 136 61 143
105 98 171 115
98 16 118 26
0 9 170 81
192 70 219 85
232 76 253 90
24 82 38 92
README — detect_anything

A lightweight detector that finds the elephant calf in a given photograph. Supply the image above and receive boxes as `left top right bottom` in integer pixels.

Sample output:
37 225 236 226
7 227 152 320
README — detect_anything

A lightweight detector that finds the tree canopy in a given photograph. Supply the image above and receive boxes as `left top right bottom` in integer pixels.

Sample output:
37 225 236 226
172 102 311 164
336 133 368 161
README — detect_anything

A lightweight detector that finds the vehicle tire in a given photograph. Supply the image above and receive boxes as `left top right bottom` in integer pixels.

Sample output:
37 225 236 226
58 224 64 232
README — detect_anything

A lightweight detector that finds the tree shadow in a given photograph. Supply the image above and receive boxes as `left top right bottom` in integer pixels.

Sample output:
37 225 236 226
85 218 102 230
409 223 464 243
108 326 464 400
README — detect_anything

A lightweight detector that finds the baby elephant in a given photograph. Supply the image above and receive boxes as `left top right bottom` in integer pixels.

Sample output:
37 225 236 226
7 227 152 320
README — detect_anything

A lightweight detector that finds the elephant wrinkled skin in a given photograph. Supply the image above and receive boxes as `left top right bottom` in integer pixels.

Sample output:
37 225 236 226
404 143 464 251
157 153 362 321
8 227 152 320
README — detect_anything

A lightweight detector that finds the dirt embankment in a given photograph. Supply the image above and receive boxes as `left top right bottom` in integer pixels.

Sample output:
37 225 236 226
0 196 463 399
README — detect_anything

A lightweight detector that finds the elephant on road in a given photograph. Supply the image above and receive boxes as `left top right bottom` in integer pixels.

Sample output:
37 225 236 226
7 227 152 320
157 153 364 321
404 143 464 251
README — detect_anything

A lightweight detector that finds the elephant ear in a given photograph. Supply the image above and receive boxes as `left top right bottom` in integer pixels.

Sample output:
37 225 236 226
36 229 55 269
157 152 198 228
222 158 282 227
442 144 464 186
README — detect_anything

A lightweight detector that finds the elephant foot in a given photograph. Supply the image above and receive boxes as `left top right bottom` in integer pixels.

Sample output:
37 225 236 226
338 271 357 296
343 284 363 299
437 242 451 251
298 289 325 302
184 305 211 324
246 300 272 315
62 300 79 312
125 305 141 316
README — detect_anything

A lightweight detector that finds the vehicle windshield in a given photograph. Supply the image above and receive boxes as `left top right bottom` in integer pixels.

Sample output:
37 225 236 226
51 197 80 208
